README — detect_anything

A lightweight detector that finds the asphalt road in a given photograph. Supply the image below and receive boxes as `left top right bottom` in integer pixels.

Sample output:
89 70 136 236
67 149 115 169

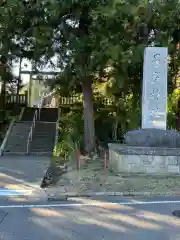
0 195 180 239
0 156 180 239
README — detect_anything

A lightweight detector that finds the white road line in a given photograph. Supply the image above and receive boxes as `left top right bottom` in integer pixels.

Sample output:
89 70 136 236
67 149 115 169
0 200 180 208
0 189 32 196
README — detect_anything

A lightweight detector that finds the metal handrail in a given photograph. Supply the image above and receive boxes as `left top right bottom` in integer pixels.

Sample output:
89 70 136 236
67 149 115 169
26 109 37 154
38 89 56 119
38 95 44 120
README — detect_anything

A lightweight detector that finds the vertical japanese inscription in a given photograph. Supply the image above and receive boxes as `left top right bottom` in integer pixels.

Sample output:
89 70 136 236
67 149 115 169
149 53 161 113
142 47 168 129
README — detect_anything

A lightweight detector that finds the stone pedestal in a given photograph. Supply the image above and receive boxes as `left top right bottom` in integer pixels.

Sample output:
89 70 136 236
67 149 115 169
108 143 180 175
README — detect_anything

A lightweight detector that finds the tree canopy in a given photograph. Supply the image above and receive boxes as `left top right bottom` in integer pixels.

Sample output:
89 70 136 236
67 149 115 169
1 0 180 152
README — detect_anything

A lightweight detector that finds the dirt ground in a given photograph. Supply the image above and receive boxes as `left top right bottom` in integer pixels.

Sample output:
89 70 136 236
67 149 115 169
47 155 180 195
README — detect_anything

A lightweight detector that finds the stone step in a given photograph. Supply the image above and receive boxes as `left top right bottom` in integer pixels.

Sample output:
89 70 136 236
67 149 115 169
3 115 57 155
38 108 58 122
3 152 29 155
30 143 55 149
3 122 32 155
30 148 53 151
30 141 54 144
28 152 52 156
32 134 55 137
31 135 54 140
31 141 54 144
28 121 57 154
4 143 27 148
30 144 54 152
21 107 58 122
21 107 35 121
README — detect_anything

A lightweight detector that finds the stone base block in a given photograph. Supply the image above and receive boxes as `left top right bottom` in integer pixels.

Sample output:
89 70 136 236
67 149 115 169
108 144 180 175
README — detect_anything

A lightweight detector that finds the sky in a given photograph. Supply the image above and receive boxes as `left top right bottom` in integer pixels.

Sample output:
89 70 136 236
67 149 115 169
12 59 31 83
12 55 61 84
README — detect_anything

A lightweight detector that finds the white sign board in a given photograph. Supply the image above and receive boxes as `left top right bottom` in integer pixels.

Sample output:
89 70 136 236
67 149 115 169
142 47 168 130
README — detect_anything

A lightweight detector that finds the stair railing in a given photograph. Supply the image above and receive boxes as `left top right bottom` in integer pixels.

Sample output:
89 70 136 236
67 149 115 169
26 109 37 154
38 89 56 119
38 92 44 120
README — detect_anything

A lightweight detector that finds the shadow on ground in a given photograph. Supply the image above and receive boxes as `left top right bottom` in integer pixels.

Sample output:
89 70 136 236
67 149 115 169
0 196 180 239
0 156 50 191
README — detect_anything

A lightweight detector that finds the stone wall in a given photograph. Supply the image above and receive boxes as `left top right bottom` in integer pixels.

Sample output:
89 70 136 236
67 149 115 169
108 143 180 174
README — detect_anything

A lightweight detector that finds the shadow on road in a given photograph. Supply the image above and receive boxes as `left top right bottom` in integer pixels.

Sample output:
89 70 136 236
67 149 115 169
0 196 179 239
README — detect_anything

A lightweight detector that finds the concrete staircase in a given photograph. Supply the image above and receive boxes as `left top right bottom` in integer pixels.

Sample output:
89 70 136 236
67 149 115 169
1 107 59 156
28 108 58 155
38 108 58 122
21 107 58 122
3 122 32 155
29 122 57 155
20 107 35 121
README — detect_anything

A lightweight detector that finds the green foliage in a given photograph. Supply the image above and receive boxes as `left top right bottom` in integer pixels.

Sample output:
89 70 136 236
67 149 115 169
53 110 84 158
167 89 180 129
2 0 180 152
1 0 180 88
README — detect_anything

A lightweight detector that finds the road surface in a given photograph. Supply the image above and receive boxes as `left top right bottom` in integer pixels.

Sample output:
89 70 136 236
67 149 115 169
0 195 179 239
0 156 180 239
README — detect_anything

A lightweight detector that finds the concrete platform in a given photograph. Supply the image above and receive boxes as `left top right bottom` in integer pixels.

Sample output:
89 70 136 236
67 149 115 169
108 144 180 175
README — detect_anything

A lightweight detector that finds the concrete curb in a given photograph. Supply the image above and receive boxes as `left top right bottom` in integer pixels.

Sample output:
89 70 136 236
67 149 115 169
47 191 180 200
0 117 16 156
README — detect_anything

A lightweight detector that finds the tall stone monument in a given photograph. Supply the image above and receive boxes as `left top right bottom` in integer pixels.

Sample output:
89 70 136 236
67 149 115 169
125 47 180 147
142 47 168 130
108 47 180 175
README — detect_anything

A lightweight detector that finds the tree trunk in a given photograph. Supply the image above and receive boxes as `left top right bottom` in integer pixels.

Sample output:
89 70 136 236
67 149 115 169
78 6 95 153
82 79 95 153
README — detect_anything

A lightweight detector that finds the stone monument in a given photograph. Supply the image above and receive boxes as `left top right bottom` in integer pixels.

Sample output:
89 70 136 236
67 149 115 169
108 47 180 174
125 47 180 148
142 47 167 130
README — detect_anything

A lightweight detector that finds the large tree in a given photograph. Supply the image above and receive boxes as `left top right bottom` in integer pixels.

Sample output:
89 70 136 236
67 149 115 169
1 0 180 150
